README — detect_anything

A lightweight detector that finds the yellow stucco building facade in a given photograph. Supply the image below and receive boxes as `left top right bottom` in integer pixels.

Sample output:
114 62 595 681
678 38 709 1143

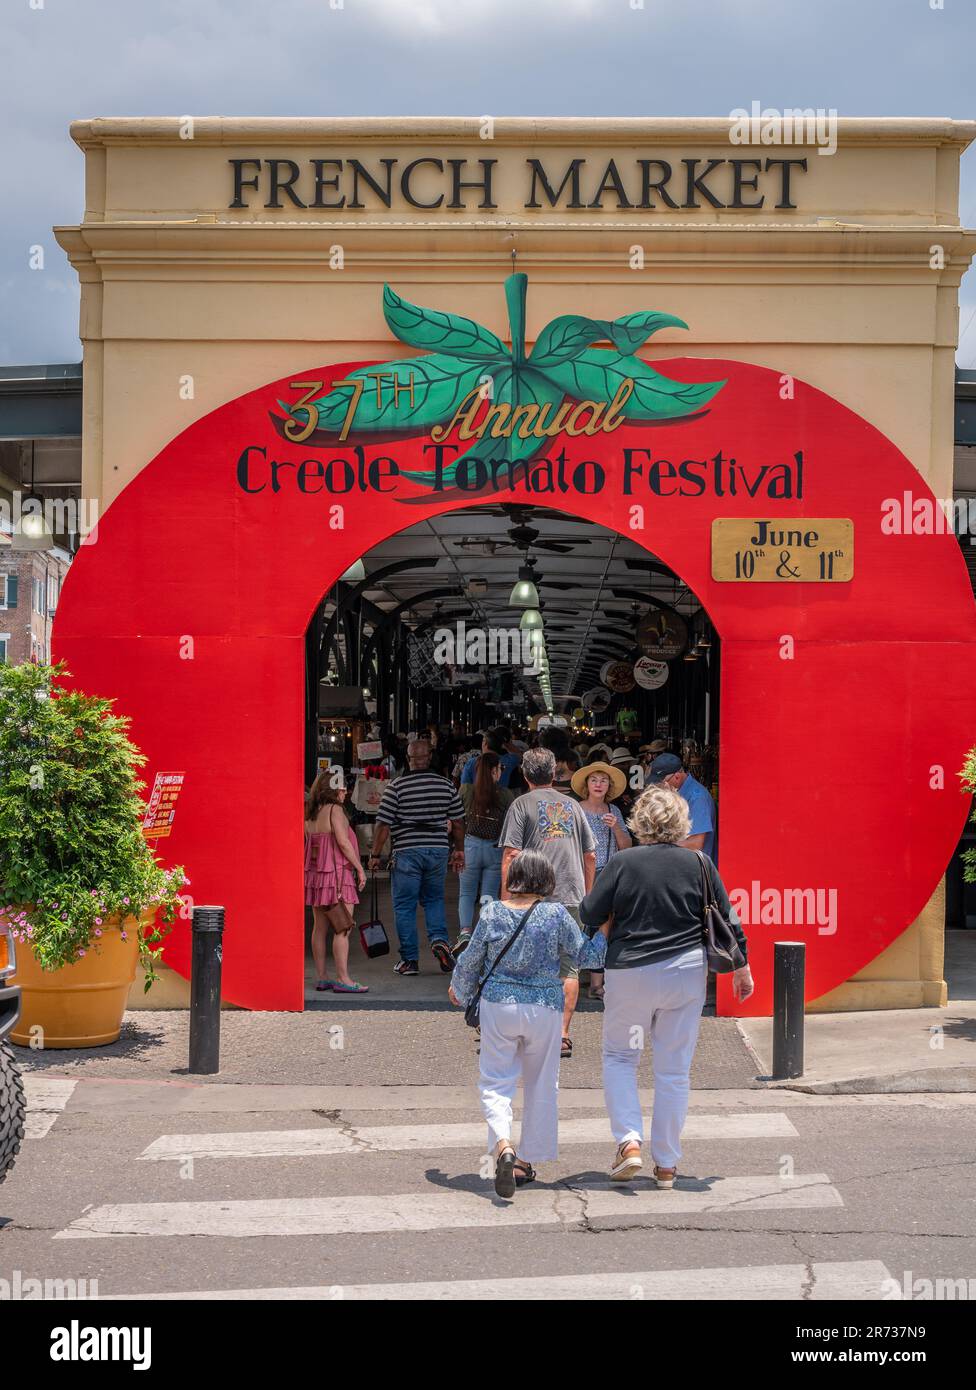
54 116 976 1011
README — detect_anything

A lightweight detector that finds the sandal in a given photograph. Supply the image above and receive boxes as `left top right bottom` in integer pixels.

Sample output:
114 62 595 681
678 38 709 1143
560 1036 573 1059
494 1146 517 1199
314 979 334 992
331 981 369 994
610 1141 643 1182
513 1159 536 1188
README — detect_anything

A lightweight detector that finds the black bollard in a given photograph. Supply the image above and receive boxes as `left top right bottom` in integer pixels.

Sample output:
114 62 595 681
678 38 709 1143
771 941 805 1080
189 906 225 1074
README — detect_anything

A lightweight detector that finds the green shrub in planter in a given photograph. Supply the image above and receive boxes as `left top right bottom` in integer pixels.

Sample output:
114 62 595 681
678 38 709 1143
0 661 186 989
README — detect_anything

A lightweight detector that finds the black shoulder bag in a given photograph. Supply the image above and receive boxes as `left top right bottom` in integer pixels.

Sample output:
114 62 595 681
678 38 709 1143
464 900 540 1028
696 851 746 974
358 870 391 960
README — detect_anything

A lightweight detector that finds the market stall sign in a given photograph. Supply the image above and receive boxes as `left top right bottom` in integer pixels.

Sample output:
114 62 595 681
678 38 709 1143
636 610 688 660
712 518 853 582
604 661 636 693
582 686 612 712
142 773 185 841
633 656 670 690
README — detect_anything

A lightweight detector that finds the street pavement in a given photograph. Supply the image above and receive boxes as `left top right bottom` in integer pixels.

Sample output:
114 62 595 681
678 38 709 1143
1 1006 975 1301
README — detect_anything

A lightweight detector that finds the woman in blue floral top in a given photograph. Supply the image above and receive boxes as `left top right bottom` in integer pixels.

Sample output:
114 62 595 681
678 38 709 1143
449 849 607 1198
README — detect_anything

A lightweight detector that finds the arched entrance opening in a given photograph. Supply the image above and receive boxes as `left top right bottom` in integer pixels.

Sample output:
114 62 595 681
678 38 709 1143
304 503 721 1001
52 352 976 1016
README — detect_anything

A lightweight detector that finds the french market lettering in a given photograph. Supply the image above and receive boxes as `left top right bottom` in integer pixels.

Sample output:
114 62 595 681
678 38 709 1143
229 155 809 211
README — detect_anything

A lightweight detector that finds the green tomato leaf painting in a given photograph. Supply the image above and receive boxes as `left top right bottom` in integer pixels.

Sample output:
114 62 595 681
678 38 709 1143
276 273 725 487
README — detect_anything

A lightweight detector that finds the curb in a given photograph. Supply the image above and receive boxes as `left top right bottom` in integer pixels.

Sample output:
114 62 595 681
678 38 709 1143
766 1067 976 1095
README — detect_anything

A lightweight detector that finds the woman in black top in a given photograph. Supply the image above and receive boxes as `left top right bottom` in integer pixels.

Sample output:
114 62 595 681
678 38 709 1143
580 784 753 1188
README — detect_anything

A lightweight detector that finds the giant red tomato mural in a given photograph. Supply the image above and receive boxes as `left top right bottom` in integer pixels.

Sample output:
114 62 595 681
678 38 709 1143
53 286 976 1016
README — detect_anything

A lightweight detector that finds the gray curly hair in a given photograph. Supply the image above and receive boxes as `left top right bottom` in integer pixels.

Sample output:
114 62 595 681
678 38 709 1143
522 747 556 786
627 784 691 844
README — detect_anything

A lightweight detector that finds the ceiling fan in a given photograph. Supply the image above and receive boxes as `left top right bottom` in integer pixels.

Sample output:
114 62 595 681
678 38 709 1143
452 506 590 557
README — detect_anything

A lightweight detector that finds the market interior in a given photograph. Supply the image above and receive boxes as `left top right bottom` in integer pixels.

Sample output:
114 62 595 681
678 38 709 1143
304 504 720 1001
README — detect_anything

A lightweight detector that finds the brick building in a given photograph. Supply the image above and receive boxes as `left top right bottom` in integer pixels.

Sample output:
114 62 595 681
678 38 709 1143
0 363 81 665
0 547 70 665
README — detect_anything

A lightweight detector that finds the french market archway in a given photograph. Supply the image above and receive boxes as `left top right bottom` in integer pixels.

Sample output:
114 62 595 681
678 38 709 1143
53 327 976 1016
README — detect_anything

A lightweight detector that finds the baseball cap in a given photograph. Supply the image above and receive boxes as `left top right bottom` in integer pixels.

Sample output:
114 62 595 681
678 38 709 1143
646 753 683 783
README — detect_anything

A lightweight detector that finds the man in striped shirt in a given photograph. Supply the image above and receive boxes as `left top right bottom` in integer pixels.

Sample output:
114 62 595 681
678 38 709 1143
370 738 466 976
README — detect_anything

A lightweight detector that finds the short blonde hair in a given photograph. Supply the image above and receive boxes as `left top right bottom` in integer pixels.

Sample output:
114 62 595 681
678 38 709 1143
627 784 691 845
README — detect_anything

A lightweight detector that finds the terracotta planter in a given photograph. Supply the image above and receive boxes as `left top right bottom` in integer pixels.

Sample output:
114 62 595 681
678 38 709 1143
7 912 149 1049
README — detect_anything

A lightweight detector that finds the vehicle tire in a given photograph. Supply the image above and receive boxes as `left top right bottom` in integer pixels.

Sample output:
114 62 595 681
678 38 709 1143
0 1040 25 1184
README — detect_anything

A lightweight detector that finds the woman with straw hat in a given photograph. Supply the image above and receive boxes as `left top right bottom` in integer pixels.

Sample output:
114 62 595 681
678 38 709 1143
570 760 632 1000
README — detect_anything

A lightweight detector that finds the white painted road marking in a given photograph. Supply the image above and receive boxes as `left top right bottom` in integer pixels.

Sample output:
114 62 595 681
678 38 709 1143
23 1078 77 1138
56 1174 841 1239
95 1260 891 1301
137 1111 798 1161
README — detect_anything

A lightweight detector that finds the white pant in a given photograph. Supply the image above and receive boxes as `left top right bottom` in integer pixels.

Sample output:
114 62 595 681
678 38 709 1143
602 947 707 1168
478 1000 563 1162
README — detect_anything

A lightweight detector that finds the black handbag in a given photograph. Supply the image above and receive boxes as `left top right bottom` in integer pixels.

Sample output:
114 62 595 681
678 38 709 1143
696 851 746 974
464 900 540 1028
358 872 391 960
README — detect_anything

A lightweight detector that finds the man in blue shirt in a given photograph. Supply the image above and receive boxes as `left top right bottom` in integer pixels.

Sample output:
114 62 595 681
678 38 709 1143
460 725 520 788
645 753 716 860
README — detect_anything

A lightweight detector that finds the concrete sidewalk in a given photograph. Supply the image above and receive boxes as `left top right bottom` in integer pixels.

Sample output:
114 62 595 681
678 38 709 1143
739 931 976 1094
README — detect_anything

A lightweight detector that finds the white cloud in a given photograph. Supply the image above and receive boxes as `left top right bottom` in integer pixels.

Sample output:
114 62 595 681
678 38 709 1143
360 0 601 35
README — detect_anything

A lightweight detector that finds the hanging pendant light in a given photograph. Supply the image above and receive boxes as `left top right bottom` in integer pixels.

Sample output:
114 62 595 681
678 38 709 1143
519 607 543 631
509 564 539 608
340 558 366 583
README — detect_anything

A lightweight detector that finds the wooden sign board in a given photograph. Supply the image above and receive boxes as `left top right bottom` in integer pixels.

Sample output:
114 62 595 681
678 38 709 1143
712 518 854 582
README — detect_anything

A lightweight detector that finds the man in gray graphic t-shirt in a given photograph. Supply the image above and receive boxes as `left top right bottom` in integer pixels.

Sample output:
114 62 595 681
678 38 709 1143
498 747 596 1056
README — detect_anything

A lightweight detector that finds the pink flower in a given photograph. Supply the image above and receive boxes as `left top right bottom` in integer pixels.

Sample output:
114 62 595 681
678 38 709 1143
94 929 102 938
94 917 102 925
120 933 128 942
123 897 130 905
78 949 86 958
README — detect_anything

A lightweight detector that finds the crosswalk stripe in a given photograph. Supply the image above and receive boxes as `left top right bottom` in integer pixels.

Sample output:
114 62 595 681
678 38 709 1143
95 1260 891 1301
55 1174 841 1239
23 1078 77 1138
138 1111 797 1161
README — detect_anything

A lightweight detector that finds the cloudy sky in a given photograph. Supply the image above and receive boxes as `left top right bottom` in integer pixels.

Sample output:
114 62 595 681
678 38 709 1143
2 0 976 365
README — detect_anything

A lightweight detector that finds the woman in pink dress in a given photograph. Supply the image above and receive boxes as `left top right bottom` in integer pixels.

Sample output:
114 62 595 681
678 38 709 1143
304 772 368 994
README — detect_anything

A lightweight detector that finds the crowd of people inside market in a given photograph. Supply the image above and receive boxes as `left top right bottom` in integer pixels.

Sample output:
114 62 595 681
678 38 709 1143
303 719 753 1195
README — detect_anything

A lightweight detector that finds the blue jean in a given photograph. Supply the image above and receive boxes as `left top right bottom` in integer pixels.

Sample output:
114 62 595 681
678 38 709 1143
391 846 450 961
458 835 503 933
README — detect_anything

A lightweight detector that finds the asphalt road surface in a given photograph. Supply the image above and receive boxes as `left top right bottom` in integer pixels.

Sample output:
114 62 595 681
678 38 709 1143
2 1053 974 1305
